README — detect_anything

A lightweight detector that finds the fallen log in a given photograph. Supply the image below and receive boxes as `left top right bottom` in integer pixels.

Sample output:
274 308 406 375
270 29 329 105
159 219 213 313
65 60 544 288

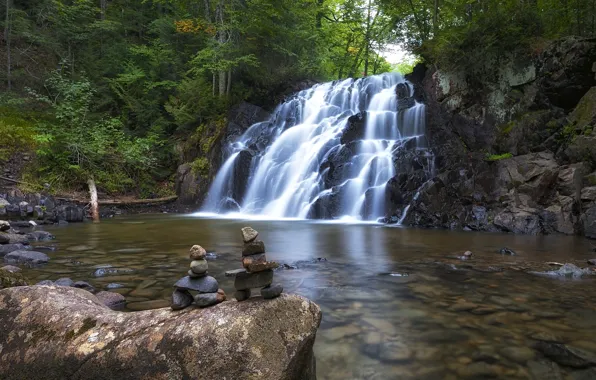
55 195 178 205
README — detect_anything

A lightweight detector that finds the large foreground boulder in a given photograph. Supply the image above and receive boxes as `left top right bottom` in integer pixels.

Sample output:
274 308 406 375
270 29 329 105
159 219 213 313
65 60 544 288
0 285 321 380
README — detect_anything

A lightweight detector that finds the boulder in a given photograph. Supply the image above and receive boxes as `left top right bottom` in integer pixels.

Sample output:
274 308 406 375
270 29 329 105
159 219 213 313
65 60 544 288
0 286 321 380
175 163 203 205
4 250 49 264
95 291 126 310
0 268 28 289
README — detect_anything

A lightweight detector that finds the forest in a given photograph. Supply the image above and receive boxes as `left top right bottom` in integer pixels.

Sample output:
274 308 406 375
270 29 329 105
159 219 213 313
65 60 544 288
1 0 595 197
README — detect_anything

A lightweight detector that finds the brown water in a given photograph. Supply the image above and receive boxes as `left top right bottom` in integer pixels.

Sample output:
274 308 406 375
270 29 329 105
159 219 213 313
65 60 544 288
20 214 596 379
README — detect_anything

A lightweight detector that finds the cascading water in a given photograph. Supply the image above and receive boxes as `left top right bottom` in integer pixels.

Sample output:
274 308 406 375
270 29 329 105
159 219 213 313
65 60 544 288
201 72 432 222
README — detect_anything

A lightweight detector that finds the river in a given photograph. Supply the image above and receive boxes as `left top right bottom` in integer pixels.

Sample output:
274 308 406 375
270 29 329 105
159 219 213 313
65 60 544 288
21 214 596 379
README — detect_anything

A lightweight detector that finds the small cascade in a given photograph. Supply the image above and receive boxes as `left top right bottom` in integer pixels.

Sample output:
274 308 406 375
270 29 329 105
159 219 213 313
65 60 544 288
201 72 433 222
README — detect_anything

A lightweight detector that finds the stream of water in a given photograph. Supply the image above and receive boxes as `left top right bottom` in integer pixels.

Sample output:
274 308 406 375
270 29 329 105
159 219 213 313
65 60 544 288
20 215 596 379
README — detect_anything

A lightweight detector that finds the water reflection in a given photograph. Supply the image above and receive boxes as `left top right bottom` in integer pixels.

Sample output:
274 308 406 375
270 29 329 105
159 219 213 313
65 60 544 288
19 214 596 379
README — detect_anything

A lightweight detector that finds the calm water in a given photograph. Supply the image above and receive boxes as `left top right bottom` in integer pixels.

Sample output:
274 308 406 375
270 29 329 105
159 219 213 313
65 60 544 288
20 215 596 379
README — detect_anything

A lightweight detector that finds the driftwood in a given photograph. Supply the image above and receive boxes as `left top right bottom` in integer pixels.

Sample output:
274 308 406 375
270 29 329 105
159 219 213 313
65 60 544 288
87 177 99 222
55 195 178 205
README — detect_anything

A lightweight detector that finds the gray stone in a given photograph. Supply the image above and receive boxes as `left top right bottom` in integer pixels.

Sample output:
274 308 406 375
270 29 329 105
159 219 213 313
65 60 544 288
0 244 29 257
0 285 320 380
93 267 134 277
261 284 283 299
187 269 207 278
225 269 246 277
190 259 208 275
54 278 74 287
72 281 96 293
234 269 273 291
0 265 21 273
534 341 596 368
36 280 54 285
194 292 224 308
0 232 28 245
171 289 193 310
241 227 259 243
4 250 49 264
242 240 266 256
533 263 594 278
95 291 126 310
174 275 219 293
26 231 55 242
499 247 516 255
588 259 596 265
235 289 251 301
105 283 124 290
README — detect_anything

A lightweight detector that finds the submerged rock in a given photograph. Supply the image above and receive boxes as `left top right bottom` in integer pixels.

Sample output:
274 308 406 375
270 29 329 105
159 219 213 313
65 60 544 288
4 250 49 264
531 263 595 278
0 286 321 380
26 230 55 241
0 243 29 256
499 247 517 255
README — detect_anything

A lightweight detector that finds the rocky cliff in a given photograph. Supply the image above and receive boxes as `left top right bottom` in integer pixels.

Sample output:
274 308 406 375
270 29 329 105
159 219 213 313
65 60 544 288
396 36 596 236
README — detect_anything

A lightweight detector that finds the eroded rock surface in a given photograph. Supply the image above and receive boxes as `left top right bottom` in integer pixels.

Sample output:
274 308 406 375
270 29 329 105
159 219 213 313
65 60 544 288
0 285 321 380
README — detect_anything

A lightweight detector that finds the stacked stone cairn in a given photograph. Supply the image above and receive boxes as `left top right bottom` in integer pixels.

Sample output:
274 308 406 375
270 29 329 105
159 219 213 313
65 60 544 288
227 227 283 301
170 244 226 310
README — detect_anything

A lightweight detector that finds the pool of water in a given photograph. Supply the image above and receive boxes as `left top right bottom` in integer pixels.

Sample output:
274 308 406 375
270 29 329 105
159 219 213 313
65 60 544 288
20 214 596 379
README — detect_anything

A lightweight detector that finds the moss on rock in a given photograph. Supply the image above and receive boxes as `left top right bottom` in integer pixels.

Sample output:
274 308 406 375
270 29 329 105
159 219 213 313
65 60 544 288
0 269 28 289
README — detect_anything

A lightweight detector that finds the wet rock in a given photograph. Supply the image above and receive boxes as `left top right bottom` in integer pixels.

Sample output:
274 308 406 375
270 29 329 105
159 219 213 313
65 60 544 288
54 278 74 287
189 244 207 260
234 269 273 290
533 263 594 278
242 240 266 256
499 346 536 363
225 268 246 277
0 265 21 273
588 259 596 265
234 289 251 301
0 232 28 245
171 289 194 310
93 267 135 277
36 280 54 285
247 261 279 273
534 341 596 368
0 243 29 257
241 226 259 243
0 221 9 232
242 253 267 268
0 286 320 380
499 247 517 255
528 360 563 380
4 250 49 264
95 291 126 310
261 284 283 299
174 275 219 293
72 281 96 293
105 283 124 290
34 245 57 251
26 231 55 241
0 269 28 288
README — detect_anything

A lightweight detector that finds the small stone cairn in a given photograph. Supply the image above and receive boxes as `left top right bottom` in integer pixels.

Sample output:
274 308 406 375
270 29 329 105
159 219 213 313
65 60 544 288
171 245 226 310
226 227 283 301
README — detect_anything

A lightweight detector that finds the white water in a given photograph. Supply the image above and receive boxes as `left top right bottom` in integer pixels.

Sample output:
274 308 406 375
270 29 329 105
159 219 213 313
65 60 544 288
200 72 430 222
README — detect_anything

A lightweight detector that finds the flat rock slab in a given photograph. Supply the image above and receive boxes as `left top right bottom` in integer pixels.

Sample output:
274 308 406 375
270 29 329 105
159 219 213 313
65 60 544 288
247 261 279 273
4 250 49 264
174 275 219 293
0 285 321 380
234 269 273 290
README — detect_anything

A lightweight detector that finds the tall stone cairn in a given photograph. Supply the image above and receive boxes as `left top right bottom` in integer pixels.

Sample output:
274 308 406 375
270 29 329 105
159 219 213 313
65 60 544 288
225 227 283 301
170 244 226 310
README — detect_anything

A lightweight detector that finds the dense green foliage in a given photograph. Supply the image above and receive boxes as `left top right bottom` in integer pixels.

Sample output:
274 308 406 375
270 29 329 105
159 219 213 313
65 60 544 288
1 0 593 195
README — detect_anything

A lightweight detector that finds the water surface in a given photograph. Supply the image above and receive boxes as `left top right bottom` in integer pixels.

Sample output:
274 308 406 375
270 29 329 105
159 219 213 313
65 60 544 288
22 215 596 379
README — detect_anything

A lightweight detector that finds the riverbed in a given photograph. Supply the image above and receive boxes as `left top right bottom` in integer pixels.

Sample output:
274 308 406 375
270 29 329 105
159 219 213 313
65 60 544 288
21 214 596 379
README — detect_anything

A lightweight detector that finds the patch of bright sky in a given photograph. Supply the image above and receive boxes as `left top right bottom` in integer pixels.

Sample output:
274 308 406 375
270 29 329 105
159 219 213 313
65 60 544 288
381 43 416 65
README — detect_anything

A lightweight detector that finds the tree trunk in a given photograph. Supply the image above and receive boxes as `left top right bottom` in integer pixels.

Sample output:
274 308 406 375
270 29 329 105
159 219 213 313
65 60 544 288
204 0 211 21
226 68 232 95
87 177 99 223
100 0 106 20
212 73 216 96
433 0 439 35
216 0 226 96
5 0 11 91
363 0 372 76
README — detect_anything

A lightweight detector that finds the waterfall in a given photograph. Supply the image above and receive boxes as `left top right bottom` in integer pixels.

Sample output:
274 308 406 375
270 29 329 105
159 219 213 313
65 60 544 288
200 72 432 222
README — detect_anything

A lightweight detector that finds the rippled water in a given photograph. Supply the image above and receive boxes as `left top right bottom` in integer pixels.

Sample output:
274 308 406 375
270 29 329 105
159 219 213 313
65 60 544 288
20 215 596 379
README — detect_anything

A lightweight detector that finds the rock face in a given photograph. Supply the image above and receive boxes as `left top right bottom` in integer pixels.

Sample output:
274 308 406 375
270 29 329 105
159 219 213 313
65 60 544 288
398 36 596 236
0 285 321 380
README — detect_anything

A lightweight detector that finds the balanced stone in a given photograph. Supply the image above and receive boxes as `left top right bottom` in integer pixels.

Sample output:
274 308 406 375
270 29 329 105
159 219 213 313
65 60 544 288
189 245 206 260
242 253 267 268
247 261 279 273
225 269 246 277
190 259 208 274
174 275 218 293
234 269 273 290
171 289 193 310
194 290 226 308
241 227 259 244
261 284 283 299
188 269 207 278
242 240 265 256
235 289 251 301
